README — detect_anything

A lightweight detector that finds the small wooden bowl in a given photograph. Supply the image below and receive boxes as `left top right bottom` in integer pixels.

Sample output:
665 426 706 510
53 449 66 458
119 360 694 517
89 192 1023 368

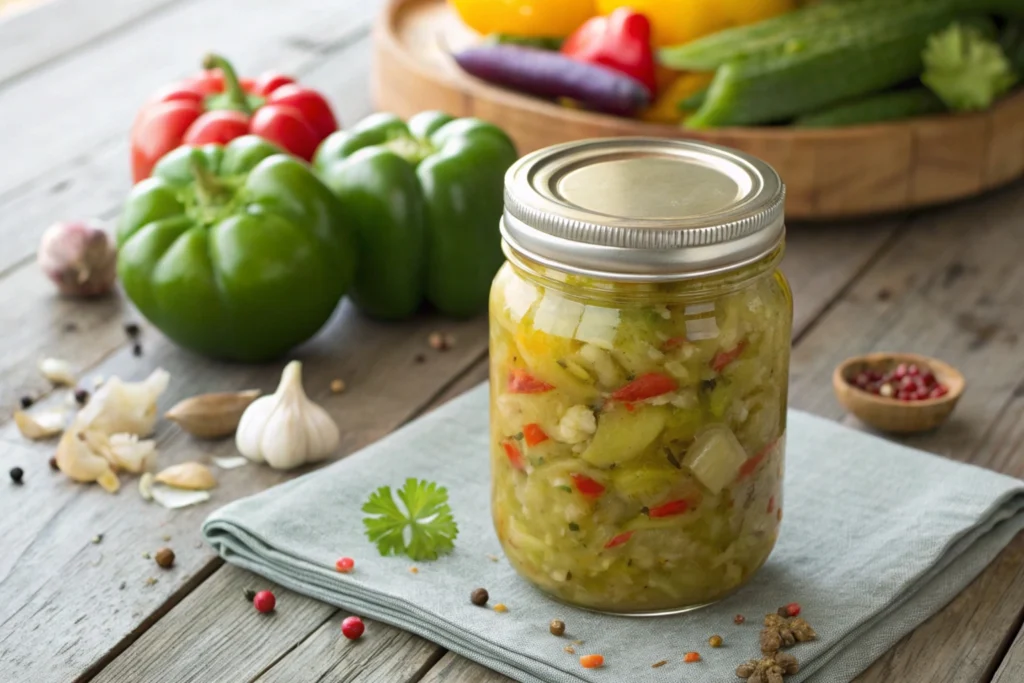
832 353 965 434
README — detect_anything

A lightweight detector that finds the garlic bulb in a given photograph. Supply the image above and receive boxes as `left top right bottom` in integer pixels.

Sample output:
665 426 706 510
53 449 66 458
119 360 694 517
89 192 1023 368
37 221 117 298
75 368 169 437
236 360 339 470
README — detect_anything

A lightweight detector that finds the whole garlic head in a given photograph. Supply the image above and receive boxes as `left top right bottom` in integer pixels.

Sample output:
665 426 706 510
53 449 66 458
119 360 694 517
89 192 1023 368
236 361 340 470
37 221 118 298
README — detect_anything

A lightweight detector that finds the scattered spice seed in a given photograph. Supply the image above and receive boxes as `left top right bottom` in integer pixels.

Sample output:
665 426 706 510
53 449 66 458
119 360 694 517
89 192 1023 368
485 554 499 562
329 379 346 394
734 614 746 625
162 534 171 542
9 467 24 485
243 588 257 602
493 603 508 613
579 654 604 669
91 534 103 545
64 322 79 333
564 646 576 654
253 590 276 613
142 552 151 560
652 660 668 668
74 388 89 405
683 652 701 663
572 640 584 646
414 353 426 364
427 331 449 350
132 343 143 357
709 635 723 648
409 566 419 574
48 456 59 471
145 577 157 586
470 588 489 606
341 615 365 640
119 581 126 590
19 396 33 409
154 547 175 569
124 323 141 338
550 619 566 636
335 557 355 573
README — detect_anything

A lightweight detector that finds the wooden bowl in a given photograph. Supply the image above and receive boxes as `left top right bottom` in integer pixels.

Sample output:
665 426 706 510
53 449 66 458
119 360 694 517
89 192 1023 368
372 0 1024 220
832 353 965 434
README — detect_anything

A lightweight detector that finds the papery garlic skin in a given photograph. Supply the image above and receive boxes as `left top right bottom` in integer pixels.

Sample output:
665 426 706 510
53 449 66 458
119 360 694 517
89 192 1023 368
75 368 169 437
236 361 340 470
106 433 158 473
37 221 117 298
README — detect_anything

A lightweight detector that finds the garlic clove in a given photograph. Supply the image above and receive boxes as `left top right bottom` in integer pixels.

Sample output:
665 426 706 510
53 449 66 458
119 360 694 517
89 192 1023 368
212 455 249 470
139 472 155 501
76 368 170 437
154 462 217 490
235 360 340 470
150 485 211 509
37 221 118 298
14 409 66 440
106 433 158 473
55 429 120 493
165 389 260 439
39 358 76 386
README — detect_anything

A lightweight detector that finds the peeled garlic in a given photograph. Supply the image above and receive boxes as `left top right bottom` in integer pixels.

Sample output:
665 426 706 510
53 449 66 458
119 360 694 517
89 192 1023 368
165 389 260 439
14 410 66 440
55 430 120 493
39 358 76 386
75 368 169 437
236 360 339 470
139 472 155 501
106 433 158 473
154 462 217 490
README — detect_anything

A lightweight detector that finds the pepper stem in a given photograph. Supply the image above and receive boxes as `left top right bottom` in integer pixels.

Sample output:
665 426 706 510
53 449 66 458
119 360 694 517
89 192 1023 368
202 53 250 115
189 155 229 207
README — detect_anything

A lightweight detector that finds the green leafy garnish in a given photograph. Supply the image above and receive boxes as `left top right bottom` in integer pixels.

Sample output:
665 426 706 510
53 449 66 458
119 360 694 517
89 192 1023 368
362 478 458 561
922 23 1017 111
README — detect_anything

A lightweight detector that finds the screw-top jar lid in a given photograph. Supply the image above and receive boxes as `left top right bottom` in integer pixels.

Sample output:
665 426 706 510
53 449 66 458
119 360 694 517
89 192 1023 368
501 138 785 281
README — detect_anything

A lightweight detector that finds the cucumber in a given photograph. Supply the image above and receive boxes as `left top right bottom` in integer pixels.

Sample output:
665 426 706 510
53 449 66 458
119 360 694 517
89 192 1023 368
1002 19 1024 73
686 12 980 128
677 88 708 112
581 405 666 467
795 88 946 127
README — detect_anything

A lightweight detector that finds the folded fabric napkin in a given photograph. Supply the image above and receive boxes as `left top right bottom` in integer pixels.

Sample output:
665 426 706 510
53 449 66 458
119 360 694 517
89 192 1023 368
203 383 1024 683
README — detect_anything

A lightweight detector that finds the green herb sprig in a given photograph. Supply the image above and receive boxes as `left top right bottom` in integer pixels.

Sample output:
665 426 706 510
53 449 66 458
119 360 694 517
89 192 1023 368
362 478 458 561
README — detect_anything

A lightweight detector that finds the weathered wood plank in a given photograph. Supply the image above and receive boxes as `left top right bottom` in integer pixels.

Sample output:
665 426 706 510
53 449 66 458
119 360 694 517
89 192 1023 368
0 0 182 86
419 652 514 683
992 616 1024 683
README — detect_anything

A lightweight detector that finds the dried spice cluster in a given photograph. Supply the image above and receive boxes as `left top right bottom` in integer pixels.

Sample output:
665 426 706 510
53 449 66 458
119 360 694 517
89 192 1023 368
734 607 818 683
760 613 818 654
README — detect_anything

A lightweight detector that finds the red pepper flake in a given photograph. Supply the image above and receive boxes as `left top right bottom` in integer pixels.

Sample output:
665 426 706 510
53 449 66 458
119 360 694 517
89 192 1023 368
683 651 701 663
571 473 606 498
652 660 668 668
711 341 747 372
784 602 801 617
523 423 549 447
767 496 775 514
604 531 633 549
507 369 554 394
648 498 690 518
579 654 604 669
502 441 525 470
661 336 687 351
610 373 677 402
335 557 355 573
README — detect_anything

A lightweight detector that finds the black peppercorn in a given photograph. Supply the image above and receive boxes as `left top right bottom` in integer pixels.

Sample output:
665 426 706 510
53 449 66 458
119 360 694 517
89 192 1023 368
48 456 59 471
132 343 143 357
19 396 33 409
124 322 140 338
414 353 426 364
470 587 489 606
10 467 24 484
243 588 257 602
74 388 89 405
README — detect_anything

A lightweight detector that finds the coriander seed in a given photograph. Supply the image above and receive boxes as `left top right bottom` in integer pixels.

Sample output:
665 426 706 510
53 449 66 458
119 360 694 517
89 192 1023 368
154 547 175 569
470 587 489 606
709 634 723 648
734 614 746 625
549 619 566 637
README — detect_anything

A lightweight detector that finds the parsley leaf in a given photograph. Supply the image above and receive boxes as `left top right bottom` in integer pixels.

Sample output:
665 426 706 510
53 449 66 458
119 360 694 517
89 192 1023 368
362 478 458 561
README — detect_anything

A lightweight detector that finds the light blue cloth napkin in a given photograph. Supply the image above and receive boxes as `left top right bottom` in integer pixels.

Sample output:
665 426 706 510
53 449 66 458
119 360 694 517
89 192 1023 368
203 383 1024 683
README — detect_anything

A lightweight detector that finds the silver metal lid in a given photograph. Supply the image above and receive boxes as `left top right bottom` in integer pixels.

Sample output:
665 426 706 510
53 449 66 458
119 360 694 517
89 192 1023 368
501 138 785 281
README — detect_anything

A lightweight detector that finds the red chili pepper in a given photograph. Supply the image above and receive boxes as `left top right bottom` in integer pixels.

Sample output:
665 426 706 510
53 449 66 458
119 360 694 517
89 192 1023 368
661 336 687 351
130 53 338 181
610 373 677 402
711 341 748 372
561 8 657 95
571 473 606 498
738 439 776 480
507 368 554 394
502 441 525 470
648 498 690 518
604 531 633 549
523 423 549 447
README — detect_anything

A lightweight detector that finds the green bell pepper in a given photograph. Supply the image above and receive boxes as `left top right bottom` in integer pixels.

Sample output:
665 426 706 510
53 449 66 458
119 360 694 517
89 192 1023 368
313 111 518 319
117 135 356 362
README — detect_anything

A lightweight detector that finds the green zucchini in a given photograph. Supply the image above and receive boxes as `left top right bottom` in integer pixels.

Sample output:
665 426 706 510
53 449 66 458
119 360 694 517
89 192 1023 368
485 34 564 51
1001 19 1024 73
794 88 946 127
685 12 982 128
677 88 708 112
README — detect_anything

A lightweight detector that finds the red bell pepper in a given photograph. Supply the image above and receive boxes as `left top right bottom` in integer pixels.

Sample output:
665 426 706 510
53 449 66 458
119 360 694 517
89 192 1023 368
502 440 525 470
711 341 748 372
648 498 691 518
507 368 554 394
604 531 633 549
610 373 677 402
523 423 549 447
571 473 606 498
130 54 339 182
561 8 657 96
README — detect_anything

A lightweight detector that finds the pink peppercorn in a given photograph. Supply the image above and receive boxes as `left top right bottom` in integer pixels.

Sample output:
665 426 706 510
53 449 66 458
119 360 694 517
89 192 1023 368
335 557 355 573
341 615 365 640
253 590 276 613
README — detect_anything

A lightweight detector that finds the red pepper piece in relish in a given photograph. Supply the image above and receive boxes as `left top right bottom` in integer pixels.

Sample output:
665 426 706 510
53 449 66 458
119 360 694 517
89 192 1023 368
711 341 747 372
610 373 676 402
571 473 606 498
523 423 549 447
738 439 776 480
502 441 525 470
507 369 554 394
604 531 633 549
648 499 690 518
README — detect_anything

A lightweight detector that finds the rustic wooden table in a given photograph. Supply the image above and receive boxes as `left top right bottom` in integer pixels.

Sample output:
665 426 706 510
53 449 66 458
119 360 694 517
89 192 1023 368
2 1 1024 681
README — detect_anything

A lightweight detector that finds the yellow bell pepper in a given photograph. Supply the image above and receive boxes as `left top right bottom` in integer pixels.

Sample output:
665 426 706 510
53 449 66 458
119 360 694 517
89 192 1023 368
640 71 715 124
450 0 596 38
596 0 796 48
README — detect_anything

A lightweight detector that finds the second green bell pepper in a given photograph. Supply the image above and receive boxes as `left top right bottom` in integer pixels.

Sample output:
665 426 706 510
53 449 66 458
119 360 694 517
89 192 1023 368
313 111 518 319
117 136 356 362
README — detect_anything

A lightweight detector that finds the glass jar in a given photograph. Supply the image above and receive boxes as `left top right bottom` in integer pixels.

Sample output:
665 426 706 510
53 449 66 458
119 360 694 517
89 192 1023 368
489 139 792 615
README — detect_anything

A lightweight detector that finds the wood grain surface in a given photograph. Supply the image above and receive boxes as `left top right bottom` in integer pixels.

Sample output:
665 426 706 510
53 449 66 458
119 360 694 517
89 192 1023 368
1 0 1023 681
